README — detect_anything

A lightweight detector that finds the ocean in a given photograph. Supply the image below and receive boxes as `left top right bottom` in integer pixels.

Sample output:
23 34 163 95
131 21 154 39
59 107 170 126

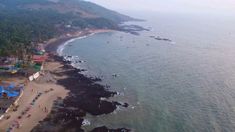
59 12 235 132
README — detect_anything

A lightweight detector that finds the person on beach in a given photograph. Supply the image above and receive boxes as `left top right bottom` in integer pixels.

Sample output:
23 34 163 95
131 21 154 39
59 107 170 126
27 114 31 118
44 107 47 113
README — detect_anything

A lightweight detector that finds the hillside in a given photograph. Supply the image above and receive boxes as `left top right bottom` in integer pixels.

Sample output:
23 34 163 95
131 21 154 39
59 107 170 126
0 0 134 22
0 0 136 56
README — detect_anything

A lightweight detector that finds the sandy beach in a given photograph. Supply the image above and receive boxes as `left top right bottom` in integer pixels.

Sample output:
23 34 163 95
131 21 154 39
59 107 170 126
0 29 129 132
0 57 69 132
45 29 114 53
0 29 110 131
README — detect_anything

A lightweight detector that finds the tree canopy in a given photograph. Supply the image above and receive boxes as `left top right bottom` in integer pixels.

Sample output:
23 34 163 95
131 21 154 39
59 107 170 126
0 7 118 57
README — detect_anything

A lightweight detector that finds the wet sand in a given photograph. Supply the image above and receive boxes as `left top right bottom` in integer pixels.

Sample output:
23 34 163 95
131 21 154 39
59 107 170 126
45 29 114 53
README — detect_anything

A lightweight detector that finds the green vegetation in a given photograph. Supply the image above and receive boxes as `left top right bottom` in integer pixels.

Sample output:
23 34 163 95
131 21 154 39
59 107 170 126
0 9 68 57
0 0 132 57
62 0 133 23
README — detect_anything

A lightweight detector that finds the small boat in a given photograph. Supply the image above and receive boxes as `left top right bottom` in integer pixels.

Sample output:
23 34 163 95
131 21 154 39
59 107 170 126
112 74 118 77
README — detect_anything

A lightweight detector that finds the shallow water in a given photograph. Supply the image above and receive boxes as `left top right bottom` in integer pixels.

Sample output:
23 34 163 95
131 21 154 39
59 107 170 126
62 12 235 132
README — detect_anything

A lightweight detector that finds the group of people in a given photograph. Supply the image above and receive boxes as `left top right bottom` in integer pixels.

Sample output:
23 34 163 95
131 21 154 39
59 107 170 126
39 105 48 113
6 88 54 131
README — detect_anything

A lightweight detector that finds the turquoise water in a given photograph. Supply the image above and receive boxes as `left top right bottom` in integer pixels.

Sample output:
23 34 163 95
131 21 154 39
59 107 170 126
62 12 235 132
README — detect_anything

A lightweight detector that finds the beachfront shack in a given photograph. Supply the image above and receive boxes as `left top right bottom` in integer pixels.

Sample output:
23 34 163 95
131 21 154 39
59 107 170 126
0 43 47 120
25 54 47 81
0 57 17 65
0 57 19 74
32 55 47 64
32 54 47 70
32 44 46 55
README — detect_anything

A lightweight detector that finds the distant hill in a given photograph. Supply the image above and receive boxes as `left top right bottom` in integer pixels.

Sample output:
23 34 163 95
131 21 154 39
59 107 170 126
67 0 134 22
0 0 134 23
0 0 138 56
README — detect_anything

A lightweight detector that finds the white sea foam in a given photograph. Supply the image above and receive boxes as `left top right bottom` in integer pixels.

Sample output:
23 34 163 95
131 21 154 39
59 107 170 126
57 38 78 56
111 106 121 115
57 33 96 56
82 119 91 126
119 92 125 96
57 32 98 71
100 97 106 101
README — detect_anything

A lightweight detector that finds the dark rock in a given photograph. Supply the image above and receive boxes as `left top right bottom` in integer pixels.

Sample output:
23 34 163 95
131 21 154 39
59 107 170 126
32 55 129 131
91 126 131 132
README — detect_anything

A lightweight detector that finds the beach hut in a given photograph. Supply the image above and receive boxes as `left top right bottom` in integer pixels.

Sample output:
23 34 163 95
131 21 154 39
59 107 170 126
32 55 47 63
0 65 18 74
33 64 42 71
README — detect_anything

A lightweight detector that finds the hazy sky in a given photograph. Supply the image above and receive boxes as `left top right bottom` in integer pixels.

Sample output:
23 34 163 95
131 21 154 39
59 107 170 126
86 0 235 14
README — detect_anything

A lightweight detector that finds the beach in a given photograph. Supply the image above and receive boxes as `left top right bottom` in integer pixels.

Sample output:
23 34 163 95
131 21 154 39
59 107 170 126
0 29 129 132
0 57 69 131
31 55 129 131
53 14 235 131
45 29 115 53
1 1 235 131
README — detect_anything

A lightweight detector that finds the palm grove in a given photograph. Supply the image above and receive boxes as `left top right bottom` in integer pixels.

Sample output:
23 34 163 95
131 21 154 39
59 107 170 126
0 0 122 61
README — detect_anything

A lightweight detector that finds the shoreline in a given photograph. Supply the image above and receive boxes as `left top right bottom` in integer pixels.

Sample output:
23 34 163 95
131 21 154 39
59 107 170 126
45 29 114 53
0 58 69 132
0 29 129 132
32 29 130 131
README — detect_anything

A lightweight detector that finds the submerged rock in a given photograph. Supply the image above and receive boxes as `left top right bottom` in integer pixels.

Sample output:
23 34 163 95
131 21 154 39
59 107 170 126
32 55 129 131
91 126 131 132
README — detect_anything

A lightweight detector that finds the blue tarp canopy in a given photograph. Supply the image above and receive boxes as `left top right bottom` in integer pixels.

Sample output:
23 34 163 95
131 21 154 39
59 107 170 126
7 83 15 89
0 85 19 97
